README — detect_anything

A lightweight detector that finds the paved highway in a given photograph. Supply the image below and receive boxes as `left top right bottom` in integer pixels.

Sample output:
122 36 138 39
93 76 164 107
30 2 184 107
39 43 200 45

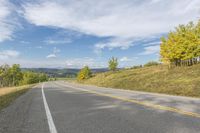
0 81 200 133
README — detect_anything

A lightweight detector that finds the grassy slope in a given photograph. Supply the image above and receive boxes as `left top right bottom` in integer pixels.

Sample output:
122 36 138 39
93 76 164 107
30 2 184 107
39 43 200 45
0 85 33 110
82 64 200 97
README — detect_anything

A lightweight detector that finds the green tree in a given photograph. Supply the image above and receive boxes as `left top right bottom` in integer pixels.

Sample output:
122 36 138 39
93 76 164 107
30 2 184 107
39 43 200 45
108 57 118 71
77 66 92 81
0 65 10 87
22 71 37 84
0 64 23 87
22 71 48 85
9 64 23 86
0 64 48 87
38 73 48 82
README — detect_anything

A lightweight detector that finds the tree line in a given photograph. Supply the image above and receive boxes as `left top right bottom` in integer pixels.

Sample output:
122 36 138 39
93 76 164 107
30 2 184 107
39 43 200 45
160 20 200 66
0 64 48 88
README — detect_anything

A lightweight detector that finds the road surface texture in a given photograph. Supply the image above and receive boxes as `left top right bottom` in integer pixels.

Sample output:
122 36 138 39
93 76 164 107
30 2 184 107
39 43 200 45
0 81 200 133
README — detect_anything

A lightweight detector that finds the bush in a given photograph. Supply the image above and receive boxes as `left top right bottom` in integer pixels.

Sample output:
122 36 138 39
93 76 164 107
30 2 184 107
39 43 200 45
77 66 92 81
21 71 48 85
131 65 143 69
108 57 118 71
144 61 159 67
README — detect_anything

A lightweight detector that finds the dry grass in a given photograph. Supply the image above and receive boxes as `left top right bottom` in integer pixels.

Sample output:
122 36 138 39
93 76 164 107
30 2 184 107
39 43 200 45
0 85 34 110
0 85 29 96
82 64 200 98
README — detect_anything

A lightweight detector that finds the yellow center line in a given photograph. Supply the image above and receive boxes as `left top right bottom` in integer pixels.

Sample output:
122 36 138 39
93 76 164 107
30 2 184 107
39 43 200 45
57 82 200 119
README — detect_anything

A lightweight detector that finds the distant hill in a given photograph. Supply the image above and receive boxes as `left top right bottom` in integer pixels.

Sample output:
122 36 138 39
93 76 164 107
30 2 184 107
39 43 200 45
22 68 108 78
82 64 200 98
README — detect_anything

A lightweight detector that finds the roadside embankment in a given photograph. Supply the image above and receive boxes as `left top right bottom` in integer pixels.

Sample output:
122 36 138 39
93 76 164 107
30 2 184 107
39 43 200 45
0 85 34 110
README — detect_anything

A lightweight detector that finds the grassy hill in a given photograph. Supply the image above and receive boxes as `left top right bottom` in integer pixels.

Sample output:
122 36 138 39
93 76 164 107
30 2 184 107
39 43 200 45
82 64 200 97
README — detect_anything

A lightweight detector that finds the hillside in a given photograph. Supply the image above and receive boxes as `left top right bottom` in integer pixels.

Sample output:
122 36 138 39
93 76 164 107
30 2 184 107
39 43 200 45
82 64 200 97
22 68 108 78
22 68 79 78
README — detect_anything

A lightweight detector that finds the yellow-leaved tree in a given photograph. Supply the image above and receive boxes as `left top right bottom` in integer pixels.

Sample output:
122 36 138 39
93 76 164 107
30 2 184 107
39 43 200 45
160 21 200 66
77 66 92 81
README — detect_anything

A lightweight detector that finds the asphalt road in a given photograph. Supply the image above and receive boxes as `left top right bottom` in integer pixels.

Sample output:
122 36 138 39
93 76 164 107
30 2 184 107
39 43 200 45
0 81 200 133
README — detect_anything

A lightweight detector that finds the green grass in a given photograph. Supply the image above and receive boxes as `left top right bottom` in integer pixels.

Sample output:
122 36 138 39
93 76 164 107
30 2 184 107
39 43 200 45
82 64 200 97
0 85 33 110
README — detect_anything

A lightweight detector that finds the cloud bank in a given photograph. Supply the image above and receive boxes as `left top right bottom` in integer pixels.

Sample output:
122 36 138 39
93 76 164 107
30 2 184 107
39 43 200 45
0 0 19 42
22 0 200 50
0 50 20 59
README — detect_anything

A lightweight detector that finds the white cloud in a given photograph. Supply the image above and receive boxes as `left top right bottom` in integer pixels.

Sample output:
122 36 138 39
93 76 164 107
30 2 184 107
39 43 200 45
44 38 71 45
20 41 30 44
0 57 106 68
119 56 139 67
46 47 60 58
36 46 43 49
22 0 200 50
120 57 132 62
65 57 100 68
143 41 161 46
94 37 135 53
46 54 57 58
0 50 20 59
140 45 160 55
0 58 65 68
0 0 18 42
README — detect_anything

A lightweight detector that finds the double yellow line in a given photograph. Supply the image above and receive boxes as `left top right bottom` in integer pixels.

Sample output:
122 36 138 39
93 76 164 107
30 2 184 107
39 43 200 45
57 82 200 119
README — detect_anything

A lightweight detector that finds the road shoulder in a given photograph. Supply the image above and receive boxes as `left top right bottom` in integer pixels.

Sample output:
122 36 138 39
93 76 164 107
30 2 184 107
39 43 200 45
0 85 49 133
58 81 200 118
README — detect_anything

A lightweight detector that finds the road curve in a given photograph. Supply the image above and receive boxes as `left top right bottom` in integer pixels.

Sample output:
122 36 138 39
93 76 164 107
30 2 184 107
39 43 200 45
0 81 200 133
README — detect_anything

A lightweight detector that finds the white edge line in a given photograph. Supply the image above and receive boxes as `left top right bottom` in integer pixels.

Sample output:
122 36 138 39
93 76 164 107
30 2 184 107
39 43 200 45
42 83 58 133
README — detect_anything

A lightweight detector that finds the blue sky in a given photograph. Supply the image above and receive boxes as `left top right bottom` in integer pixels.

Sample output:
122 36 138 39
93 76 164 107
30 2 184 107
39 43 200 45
0 0 199 68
